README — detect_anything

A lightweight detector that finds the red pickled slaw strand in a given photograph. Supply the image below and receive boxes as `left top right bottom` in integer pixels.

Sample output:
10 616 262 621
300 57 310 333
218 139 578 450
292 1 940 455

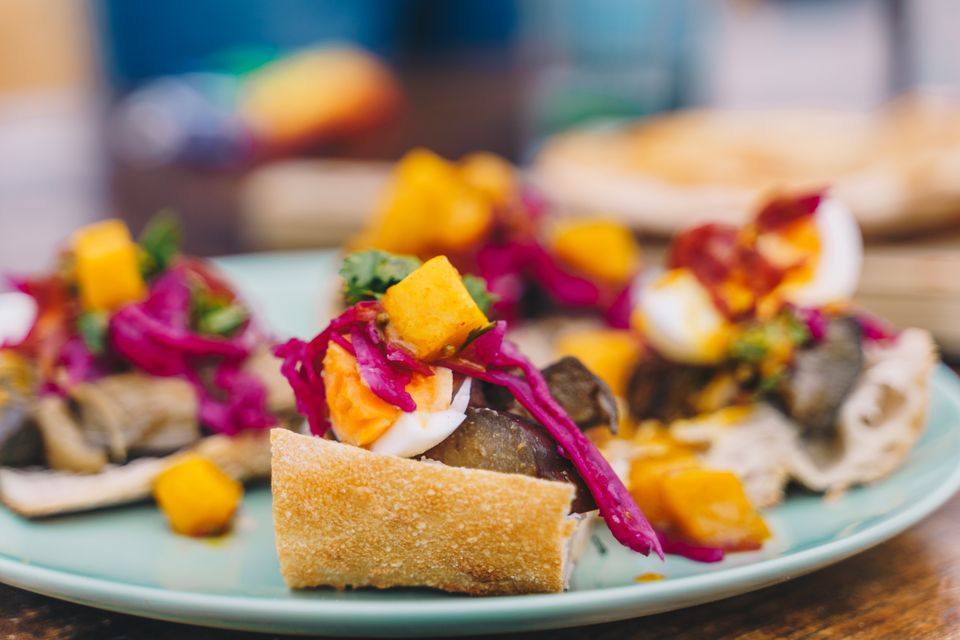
108 266 275 434
442 321 662 558
754 191 822 232
655 531 725 563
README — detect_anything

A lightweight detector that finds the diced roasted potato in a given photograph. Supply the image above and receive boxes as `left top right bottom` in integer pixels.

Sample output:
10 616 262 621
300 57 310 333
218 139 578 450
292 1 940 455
627 452 699 528
154 455 243 537
382 256 488 361
556 329 642 397
73 219 146 312
660 468 770 549
551 220 641 284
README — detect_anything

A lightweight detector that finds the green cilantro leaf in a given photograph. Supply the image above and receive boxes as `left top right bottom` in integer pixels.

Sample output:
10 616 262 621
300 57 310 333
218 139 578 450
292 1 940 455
191 288 248 337
728 310 812 364
462 274 498 316
138 211 182 280
77 311 108 355
459 322 497 352
339 250 422 305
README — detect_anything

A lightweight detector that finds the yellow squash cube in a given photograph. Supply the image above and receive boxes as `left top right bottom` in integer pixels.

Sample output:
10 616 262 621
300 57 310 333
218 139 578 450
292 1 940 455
660 468 771 549
556 329 642 397
74 219 146 312
551 220 641 284
154 455 243 537
434 187 492 252
459 152 516 204
627 452 699 528
382 255 488 361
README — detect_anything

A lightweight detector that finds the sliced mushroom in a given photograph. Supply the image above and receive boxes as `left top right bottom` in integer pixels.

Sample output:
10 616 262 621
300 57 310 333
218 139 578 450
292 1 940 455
71 373 200 461
32 396 107 474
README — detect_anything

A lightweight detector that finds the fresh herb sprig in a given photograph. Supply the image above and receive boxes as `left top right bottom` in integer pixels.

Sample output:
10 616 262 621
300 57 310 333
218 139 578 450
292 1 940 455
138 211 182 280
340 250 497 315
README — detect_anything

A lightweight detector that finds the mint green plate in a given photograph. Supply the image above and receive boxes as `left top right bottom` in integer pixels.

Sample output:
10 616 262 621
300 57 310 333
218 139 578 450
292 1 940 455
0 251 958 637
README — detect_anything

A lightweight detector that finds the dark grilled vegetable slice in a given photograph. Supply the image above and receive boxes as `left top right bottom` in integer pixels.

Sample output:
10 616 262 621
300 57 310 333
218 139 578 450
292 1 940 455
775 316 864 435
540 357 620 434
0 402 42 467
474 356 620 434
422 407 596 513
627 358 726 423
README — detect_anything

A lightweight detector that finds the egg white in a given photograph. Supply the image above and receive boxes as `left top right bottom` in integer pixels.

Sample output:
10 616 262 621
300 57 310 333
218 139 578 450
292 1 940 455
633 269 730 364
778 197 863 307
370 375 472 458
0 291 37 346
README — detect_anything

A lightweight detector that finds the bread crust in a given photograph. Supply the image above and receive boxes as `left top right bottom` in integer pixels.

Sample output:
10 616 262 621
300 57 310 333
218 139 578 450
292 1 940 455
271 429 577 595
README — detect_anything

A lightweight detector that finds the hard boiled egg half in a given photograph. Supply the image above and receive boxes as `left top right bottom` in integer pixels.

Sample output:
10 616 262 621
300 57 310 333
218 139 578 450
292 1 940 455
759 197 863 307
323 341 470 457
0 291 37 347
632 268 732 365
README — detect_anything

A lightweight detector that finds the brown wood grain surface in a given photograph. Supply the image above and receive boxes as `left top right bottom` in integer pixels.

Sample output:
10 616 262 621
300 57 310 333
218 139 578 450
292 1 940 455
0 490 957 639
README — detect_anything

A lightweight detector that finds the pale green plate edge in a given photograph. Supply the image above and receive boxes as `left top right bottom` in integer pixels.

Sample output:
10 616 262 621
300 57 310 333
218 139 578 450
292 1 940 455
0 252 957 636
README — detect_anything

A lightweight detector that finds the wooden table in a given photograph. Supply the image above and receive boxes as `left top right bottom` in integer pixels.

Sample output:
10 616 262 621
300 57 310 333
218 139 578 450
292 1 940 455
1 491 957 639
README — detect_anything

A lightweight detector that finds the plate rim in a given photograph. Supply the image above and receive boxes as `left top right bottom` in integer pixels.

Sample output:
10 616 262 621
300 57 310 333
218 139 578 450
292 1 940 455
0 345 957 634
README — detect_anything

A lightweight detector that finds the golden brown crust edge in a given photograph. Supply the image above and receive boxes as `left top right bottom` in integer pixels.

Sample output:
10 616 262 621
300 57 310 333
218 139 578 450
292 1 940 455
271 429 577 595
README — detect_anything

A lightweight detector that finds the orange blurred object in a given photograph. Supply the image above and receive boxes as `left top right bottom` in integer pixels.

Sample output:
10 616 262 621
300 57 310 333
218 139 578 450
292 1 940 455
241 46 402 153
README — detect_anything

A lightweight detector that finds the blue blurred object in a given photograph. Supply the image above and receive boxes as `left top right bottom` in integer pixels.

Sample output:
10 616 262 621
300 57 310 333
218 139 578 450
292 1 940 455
523 0 698 144
94 0 406 90
110 73 251 169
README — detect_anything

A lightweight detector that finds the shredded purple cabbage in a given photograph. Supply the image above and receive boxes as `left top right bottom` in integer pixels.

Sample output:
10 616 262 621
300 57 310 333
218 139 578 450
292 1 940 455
273 303 387 436
605 284 634 329
857 312 897 343
350 323 416 412
108 266 274 434
795 306 827 343
655 531 725 563
58 337 104 387
194 363 275 435
475 241 602 321
443 320 662 558
275 336 329 435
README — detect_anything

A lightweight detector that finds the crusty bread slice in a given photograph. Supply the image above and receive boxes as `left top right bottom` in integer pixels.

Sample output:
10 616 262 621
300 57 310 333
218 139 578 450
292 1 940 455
271 429 580 595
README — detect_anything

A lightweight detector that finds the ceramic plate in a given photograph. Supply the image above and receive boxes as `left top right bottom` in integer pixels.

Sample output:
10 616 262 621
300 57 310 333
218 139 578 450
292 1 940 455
0 251 957 637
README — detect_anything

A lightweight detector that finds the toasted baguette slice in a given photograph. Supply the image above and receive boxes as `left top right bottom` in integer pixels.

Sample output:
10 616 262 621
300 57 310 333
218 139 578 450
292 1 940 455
271 429 582 595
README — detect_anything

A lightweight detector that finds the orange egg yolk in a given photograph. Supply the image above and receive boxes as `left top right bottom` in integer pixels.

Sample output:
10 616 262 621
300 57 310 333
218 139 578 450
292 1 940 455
322 341 451 447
